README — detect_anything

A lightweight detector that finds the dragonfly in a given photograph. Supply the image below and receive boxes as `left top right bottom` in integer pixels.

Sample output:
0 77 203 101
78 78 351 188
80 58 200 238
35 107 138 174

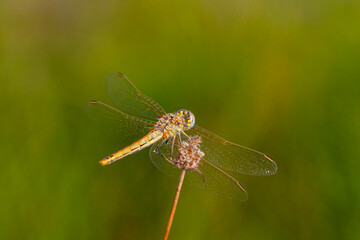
86 73 277 201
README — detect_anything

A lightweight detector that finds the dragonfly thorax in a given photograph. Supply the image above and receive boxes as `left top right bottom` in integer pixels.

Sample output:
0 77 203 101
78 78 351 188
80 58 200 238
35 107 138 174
154 110 195 137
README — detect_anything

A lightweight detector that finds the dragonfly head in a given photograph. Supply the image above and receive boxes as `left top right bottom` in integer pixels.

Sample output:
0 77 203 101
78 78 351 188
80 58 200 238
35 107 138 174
177 109 195 130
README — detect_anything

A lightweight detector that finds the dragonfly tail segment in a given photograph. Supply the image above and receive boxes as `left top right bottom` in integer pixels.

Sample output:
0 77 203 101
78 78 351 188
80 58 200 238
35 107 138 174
99 130 163 166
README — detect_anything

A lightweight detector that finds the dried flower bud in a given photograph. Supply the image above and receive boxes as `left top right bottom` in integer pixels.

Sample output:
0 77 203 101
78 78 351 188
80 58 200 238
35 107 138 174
173 135 204 172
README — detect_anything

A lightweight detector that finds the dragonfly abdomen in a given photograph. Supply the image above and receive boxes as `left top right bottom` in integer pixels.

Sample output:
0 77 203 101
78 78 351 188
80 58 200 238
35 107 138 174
99 130 163 166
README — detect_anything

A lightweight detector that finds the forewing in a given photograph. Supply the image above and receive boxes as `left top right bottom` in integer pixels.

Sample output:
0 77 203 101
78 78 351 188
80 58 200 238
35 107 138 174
149 139 248 201
107 73 166 120
86 100 155 146
188 125 277 176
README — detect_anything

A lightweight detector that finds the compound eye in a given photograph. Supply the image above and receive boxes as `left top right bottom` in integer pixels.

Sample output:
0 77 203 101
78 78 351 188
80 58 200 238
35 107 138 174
188 111 195 129
177 109 185 114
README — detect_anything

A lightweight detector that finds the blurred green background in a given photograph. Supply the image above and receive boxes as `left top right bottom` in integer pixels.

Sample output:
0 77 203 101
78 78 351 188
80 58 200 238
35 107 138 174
1 0 360 239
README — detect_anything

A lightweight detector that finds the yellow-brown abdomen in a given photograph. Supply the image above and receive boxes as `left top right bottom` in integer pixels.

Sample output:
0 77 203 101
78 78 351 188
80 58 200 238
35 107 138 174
99 130 162 166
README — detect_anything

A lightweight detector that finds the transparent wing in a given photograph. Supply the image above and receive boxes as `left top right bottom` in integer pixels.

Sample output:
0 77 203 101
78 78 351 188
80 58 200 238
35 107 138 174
188 125 277 176
149 139 248 201
85 100 155 146
107 73 166 120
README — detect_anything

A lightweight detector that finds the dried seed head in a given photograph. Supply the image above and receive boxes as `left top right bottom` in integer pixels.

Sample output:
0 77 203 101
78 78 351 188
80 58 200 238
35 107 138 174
173 135 205 171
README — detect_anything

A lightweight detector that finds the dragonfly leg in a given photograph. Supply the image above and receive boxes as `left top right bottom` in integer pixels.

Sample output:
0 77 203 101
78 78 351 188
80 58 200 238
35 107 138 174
153 138 167 155
170 135 177 159
161 153 175 165
182 131 191 139
165 137 172 146
195 169 205 183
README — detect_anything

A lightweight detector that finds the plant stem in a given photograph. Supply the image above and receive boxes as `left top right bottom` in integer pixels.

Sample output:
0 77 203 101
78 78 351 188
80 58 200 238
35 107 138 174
163 169 186 240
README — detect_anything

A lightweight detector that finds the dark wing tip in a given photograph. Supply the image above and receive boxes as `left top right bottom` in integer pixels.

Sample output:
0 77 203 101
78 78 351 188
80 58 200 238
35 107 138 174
115 72 124 77
236 183 248 201
264 155 278 175
264 154 275 162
